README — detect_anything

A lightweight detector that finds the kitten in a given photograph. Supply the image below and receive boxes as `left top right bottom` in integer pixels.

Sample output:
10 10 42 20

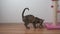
22 8 44 29
22 8 35 29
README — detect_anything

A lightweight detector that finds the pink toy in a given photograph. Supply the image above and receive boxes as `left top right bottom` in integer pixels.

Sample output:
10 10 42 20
44 23 60 30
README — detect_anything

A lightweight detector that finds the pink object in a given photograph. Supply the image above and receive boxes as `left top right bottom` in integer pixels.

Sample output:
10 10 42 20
44 23 60 30
57 10 60 13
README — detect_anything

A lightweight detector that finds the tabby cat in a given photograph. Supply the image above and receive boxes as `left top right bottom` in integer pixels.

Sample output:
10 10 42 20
22 8 44 29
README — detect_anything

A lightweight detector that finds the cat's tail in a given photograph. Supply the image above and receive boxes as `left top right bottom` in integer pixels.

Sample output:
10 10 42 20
22 8 29 18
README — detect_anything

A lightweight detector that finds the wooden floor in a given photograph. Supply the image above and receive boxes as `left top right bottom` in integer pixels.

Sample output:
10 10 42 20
0 23 60 34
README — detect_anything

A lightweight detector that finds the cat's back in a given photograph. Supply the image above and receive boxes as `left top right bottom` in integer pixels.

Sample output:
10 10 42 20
25 15 35 22
25 15 34 18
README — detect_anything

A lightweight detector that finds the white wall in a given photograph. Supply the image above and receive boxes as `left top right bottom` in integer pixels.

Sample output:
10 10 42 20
0 0 54 23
